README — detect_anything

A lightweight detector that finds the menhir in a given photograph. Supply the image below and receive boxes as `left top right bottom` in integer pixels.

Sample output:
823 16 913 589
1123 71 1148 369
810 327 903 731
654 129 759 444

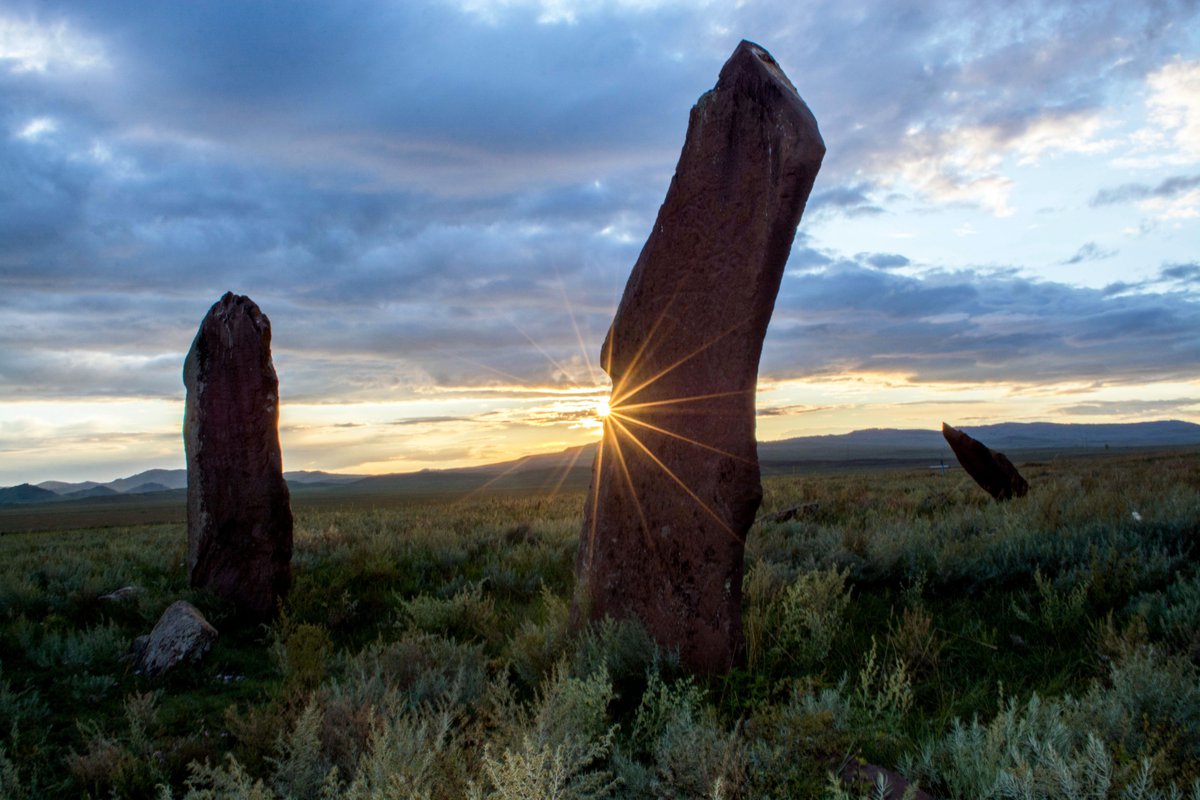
184 292 293 622
942 422 1029 501
574 40 825 673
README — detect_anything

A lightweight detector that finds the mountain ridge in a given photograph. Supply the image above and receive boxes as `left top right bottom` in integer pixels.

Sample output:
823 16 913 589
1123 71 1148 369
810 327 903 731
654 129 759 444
6 419 1198 505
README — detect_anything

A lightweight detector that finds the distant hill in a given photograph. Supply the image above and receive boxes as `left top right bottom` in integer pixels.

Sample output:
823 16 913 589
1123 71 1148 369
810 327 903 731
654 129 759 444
37 480 102 493
6 420 1198 506
63 485 120 500
106 469 188 494
125 482 172 494
0 483 60 505
305 420 1200 497
755 420 1200 474
26 468 369 501
955 420 1200 450
759 420 1200 463
283 470 369 486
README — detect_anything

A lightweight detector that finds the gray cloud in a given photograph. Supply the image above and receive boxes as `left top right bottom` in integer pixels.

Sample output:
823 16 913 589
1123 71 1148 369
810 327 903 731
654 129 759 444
0 0 1197 410
861 253 911 270
1091 175 1200 206
763 257 1200 385
1061 242 1117 265
808 184 885 218
756 404 835 417
1057 398 1200 417
388 416 472 426
1161 263 1200 284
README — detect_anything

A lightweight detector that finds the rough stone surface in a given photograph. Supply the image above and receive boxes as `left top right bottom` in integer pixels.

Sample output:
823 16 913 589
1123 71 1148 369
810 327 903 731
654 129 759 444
942 422 1030 501
184 292 292 621
574 40 824 673
135 600 218 678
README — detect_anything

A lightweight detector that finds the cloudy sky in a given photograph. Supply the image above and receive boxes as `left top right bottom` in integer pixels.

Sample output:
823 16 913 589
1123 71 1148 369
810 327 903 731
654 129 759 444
2 0 1198 485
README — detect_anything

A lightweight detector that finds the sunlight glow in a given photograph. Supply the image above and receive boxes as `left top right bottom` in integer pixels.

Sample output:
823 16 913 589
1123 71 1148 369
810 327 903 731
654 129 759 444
583 312 763 556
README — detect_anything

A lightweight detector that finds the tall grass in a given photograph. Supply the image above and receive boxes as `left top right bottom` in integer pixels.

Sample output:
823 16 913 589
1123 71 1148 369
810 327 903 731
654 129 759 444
0 449 1196 797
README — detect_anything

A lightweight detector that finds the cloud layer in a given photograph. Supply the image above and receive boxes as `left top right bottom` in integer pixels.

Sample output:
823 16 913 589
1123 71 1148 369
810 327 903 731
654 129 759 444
1 0 1198 479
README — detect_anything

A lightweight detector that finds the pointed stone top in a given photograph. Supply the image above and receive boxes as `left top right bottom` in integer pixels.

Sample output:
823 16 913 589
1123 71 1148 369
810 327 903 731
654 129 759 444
192 292 273 355
707 40 822 147
209 291 268 326
726 39 798 92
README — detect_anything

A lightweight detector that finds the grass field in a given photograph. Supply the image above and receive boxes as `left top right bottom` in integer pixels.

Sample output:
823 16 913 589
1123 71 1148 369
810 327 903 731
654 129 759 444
1 448 1199 798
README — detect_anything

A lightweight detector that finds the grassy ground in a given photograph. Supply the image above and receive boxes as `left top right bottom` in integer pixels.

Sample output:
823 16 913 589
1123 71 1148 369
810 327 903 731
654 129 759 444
1 449 1198 799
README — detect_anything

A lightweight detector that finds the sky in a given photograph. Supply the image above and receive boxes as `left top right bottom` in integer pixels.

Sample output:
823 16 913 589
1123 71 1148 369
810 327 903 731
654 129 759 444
1 0 1199 485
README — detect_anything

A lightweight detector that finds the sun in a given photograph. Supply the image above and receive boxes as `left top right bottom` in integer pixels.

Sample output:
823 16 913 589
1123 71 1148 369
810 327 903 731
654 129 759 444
596 397 612 420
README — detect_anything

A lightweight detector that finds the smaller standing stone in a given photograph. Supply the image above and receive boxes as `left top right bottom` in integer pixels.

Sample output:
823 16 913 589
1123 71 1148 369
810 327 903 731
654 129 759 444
135 601 218 678
184 292 293 622
942 422 1029 500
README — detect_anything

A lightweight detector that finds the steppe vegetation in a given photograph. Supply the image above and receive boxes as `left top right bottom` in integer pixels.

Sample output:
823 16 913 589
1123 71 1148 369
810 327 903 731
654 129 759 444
1 449 1198 799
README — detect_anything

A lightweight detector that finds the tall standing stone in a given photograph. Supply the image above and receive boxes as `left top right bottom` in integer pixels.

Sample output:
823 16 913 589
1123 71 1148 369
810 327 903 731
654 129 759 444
942 422 1029 501
184 292 292 621
574 41 824 673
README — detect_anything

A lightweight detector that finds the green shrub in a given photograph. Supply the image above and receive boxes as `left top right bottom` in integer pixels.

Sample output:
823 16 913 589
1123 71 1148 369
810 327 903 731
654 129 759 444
1013 570 1090 636
341 703 468 800
905 645 1200 797
1077 646 1200 774
744 682 855 798
1129 571 1200 654
0 740 29 800
19 621 126 671
904 694 1100 798
473 664 618 800
333 631 488 712
852 638 914 729
281 623 333 694
506 586 572 689
571 617 662 686
268 701 338 799
0 665 47 746
401 582 498 644
774 567 852 672
822 770 924 800
615 671 745 799
886 605 943 680
742 560 787 671
180 754 279 800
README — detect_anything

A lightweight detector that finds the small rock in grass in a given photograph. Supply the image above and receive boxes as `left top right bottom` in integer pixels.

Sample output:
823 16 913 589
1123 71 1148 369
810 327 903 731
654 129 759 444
767 502 820 523
135 600 218 678
99 585 143 603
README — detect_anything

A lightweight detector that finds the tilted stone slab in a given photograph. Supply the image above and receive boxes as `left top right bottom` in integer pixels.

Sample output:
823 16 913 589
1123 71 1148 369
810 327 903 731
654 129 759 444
574 40 824 673
184 292 293 622
942 422 1030 501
